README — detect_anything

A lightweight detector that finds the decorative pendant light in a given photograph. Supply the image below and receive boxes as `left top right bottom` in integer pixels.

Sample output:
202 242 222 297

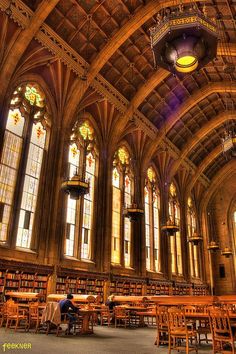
161 218 179 236
221 246 233 258
188 232 203 246
61 172 89 200
207 240 220 252
207 208 220 252
150 4 217 75
123 204 144 222
62 121 94 200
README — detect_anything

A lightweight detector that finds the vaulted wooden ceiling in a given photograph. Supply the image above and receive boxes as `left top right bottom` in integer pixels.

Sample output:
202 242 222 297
1 0 236 193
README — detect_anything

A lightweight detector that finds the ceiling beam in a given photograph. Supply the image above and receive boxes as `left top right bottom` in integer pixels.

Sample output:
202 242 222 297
143 82 236 168
200 159 236 210
64 0 204 124
186 145 224 195
169 111 236 180
114 43 236 137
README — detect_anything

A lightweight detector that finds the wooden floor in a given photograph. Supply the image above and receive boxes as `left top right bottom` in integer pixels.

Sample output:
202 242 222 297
0 326 212 354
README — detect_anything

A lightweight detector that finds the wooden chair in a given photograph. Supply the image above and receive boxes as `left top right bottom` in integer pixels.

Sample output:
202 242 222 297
195 305 211 345
0 302 7 327
56 311 82 336
5 303 28 331
100 305 112 326
168 307 198 354
0 300 14 327
209 307 235 353
114 306 130 328
155 306 169 347
27 303 44 333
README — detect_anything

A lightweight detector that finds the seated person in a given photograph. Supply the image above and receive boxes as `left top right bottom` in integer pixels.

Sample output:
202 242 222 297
59 294 79 333
105 295 117 311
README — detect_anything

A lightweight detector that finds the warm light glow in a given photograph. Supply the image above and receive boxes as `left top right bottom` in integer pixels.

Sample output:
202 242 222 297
117 147 129 165
79 121 93 141
175 55 198 73
147 167 156 182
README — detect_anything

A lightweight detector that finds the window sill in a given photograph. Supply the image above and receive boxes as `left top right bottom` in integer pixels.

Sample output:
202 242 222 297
63 256 95 264
15 247 37 254
0 242 10 249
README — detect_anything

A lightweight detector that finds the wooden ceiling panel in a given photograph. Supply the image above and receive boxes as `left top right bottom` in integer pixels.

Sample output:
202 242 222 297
15 0 236 184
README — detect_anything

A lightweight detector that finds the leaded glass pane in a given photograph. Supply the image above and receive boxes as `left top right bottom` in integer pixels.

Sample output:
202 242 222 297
0 121 23 242
112 168 119 188
6 109 25 136
81 152 95 260
111 186 121 264
31 122 46 148
16 122 46 248
65 197 76 256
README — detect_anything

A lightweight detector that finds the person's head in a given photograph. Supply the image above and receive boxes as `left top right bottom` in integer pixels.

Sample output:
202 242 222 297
67 293 74 300
108 295 115 301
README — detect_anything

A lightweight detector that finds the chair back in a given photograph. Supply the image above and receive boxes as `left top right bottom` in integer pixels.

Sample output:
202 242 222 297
184 305 198 315
29 304 39 319
7 303 19 317
157 306 168 327
114 306 126 317
209 307 232 338
168 307 187 332
101 305 110 315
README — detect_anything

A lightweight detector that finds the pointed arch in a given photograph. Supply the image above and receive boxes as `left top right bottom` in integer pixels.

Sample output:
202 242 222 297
169 111 236 180
143 82 236 169
0 0 60 103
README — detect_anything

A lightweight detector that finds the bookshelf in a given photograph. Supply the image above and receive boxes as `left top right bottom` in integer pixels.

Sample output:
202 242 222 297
56 273 106 302
192 284 209 295
0 271 5 293
172 283 191 295
109 278 144 296
146 281 171 296
0 261 52 299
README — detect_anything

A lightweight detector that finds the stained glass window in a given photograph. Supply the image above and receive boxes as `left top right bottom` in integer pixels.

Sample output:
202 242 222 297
153 191 160 272
187 197 199 278
145 186 151 270
16 122 46 248
79 121 93 141
144 168 160 272
0 109 25 242
64 121 96 260
169 183 182 275
111 146 132 267
25 85 44 107
81 152 95 259
0 84 48 248
65 143 80 256
124 175 131 267
117 147 129 165
111 168 121 264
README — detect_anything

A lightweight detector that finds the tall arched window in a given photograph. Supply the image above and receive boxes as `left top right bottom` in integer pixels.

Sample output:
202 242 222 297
111 147 132 267
0 84 49 248
169 183 182 275
64 121 96 260
144 167 160 272
187 197 199 278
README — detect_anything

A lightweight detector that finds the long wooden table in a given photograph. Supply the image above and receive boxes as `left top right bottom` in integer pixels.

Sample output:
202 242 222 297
47 294 100 304
5 291 44 301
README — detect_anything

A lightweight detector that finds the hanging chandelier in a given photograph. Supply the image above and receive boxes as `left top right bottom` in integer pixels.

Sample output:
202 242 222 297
123 203 144 222
207 240 220 252
161 218 179 236
61 172 89 200
222 130 236 157
221 246 233 258
188 232 203 245
150 4 218 74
